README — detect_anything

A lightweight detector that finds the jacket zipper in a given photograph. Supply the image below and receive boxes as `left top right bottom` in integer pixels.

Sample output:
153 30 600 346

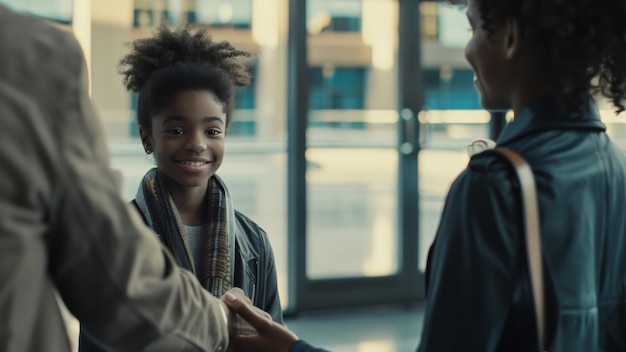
250 259 258 305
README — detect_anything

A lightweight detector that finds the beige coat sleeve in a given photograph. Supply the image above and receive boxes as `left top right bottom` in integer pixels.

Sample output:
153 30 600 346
0 9 229 351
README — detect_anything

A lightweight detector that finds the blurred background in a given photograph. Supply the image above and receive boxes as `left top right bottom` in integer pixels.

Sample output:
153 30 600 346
5 0 626 351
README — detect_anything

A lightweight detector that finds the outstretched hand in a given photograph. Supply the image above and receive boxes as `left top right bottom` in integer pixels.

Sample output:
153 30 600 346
223 292 299 352
220 288 271 337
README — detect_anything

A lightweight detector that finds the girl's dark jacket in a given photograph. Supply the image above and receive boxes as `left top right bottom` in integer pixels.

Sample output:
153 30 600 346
80 176 282 351
130 200 283 326
417 98 626 352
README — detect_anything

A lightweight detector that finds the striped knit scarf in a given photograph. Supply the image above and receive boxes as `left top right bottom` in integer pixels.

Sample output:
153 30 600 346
137 168 233 298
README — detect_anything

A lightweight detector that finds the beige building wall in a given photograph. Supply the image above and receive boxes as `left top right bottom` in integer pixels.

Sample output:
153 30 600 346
90 0 134 142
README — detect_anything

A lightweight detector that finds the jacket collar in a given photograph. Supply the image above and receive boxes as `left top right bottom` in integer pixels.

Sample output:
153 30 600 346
214 174 254 262
497 97 606 146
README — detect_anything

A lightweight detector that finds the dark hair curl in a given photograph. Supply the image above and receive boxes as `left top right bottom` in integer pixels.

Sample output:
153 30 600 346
449 0 626 114
119 21 253 131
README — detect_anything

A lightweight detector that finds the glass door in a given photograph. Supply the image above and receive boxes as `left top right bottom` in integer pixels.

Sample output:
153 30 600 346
286 0 424 312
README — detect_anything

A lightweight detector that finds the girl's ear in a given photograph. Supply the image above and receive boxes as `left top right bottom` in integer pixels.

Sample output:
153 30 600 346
139 126 153 154
504 15 523 60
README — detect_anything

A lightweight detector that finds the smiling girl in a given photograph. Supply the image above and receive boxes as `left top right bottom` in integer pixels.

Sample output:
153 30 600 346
79 22 283 351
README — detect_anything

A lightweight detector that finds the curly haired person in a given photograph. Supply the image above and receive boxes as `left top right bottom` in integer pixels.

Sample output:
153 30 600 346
223 0 626 351
79 23 283 352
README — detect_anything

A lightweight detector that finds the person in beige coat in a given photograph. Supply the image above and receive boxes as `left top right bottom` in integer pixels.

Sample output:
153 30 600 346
0 4 245 351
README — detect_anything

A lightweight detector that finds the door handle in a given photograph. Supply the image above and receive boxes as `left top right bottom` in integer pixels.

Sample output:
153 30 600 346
399 108 418 155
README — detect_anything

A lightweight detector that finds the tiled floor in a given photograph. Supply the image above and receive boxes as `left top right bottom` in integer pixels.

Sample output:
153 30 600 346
284 304 425 352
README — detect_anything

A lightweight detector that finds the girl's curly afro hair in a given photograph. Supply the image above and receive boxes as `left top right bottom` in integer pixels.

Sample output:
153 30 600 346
450 0 626 114
119 22 253 131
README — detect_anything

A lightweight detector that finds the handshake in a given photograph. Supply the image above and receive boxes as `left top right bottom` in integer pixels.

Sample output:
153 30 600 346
219 288 300 352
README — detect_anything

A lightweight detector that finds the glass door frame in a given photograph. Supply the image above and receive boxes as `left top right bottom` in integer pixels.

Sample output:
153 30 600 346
285 0 425 315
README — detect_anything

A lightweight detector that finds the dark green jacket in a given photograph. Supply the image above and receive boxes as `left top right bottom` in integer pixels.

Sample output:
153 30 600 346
419 98 626 352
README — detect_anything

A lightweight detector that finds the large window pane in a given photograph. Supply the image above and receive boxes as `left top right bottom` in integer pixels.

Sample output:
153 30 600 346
306 0 399 279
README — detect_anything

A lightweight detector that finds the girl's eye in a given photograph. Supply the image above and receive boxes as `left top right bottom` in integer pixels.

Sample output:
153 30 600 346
167 128 184 135
207 129 222 136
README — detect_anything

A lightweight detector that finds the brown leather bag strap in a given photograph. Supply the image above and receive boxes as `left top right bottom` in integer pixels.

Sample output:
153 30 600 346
494 147 546 351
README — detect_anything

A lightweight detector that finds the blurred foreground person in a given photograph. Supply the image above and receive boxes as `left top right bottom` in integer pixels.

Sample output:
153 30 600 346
0 4 242 351
226 0 626 351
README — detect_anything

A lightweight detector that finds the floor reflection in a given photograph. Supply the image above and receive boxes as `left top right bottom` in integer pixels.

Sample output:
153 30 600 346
286 304 425 352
